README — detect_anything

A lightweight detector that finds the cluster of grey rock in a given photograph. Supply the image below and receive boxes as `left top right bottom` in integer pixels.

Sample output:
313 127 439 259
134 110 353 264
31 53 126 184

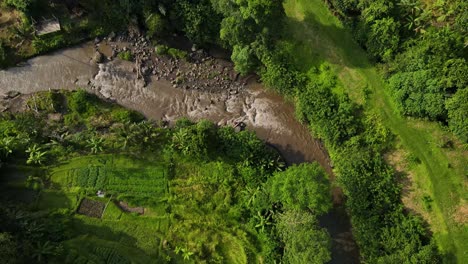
92 31 247 94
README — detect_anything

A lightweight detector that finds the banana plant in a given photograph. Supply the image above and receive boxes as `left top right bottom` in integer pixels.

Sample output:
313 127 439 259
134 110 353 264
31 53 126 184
87 136 104 154
26 144 47 165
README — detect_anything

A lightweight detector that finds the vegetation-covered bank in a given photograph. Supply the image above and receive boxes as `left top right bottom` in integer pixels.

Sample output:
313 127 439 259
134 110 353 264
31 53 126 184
2 0 466 262
0 90 334 263
279 0 467 262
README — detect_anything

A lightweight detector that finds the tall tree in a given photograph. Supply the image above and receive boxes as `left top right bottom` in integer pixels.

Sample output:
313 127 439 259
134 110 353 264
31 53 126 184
268 163 332 215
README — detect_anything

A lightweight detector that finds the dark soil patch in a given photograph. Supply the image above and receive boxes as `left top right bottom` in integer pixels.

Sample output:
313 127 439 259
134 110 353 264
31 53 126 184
118 201 144 215
77 198 105 218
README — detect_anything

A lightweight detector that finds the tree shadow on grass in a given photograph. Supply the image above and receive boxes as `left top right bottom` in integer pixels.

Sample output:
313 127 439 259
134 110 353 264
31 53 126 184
70 216 141 250
282 9 372 71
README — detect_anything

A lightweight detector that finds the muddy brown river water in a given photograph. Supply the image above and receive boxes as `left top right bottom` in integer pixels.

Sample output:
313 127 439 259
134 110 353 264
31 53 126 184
0 42 359 263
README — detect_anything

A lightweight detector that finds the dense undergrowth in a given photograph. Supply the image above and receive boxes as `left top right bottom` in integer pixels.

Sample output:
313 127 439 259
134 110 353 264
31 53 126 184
0 90 333 263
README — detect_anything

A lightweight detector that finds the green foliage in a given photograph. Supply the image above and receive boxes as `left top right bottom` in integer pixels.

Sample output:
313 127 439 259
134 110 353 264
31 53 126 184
295 64 361 146
154 45 187 59
111 109 143 123
26 144 47 165
144 12 165 38
0 233 17 264
1 89 324 263
446 88 468 142
67 89 96 116
276 210 331 264
175 0 221 44
4 0 34 12
86 136 104 154
366 17 400 62
32 34 67 54
154 44 168 55
213 0 286 73
388 70 446 120
260 41 304 95
171 119 217 158
232 45 256 75
269 163 332 214
118 51 133 61
167 48 187 59
26 91 62 113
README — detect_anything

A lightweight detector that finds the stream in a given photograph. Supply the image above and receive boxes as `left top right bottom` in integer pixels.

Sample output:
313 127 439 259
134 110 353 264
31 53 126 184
0 42 359 263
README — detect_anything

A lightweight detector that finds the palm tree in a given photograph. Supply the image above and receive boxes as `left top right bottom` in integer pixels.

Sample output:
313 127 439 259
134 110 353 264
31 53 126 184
31 241 56 262
181 248 194 261
114 124 132 150
87 137 104 154
242 186 261 207
254 210 273 233
26 144 47 165
0 137 15 158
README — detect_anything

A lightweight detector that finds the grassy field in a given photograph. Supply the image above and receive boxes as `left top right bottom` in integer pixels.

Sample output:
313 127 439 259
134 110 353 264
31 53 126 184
283 0 467 262
30 154 265 263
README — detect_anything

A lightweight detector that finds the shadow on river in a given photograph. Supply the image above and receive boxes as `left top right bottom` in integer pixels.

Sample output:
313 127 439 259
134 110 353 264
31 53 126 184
0 42 359 263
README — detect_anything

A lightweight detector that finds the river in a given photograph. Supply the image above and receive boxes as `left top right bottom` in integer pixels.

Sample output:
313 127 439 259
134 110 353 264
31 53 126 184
0 42 359 263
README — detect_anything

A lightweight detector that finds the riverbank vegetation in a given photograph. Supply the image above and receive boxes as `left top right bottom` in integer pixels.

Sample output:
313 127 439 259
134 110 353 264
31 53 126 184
0 90 333 263
2 0 466 263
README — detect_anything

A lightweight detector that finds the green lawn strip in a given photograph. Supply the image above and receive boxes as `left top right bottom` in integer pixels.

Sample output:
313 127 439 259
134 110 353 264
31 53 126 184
284 0 467 261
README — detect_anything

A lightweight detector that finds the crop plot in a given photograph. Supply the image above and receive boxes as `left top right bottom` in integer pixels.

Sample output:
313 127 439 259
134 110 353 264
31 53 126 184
50 155 169 199
78 198 105 218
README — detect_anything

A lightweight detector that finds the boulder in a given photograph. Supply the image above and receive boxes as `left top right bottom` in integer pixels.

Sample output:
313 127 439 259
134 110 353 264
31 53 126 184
108 31 116 41
92 51 104 63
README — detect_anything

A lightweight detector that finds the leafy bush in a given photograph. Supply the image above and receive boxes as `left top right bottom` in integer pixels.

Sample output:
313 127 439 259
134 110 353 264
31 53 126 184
167 48 187 59
388 70 446 120
231 45 256 75
111 109 144 123
145 12 165 37
365 17 400 62
446 88 468 142
268 163 332 214
276 210 331 264
68 89 88 114
32 34 67 54
154 44 168 55
4 0 33 12
295 64 361 147
117 51 132 61
175 0 222 44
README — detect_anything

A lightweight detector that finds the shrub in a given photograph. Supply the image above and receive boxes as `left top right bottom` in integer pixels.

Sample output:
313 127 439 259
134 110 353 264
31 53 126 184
4 0 33 12
446 88 468 142
118 51 132 61
167 48 187 59
68 89 89 114
145 12 165 37
111 109 144 123
32 34 67 54
155 45 168 55
268 163 332 214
